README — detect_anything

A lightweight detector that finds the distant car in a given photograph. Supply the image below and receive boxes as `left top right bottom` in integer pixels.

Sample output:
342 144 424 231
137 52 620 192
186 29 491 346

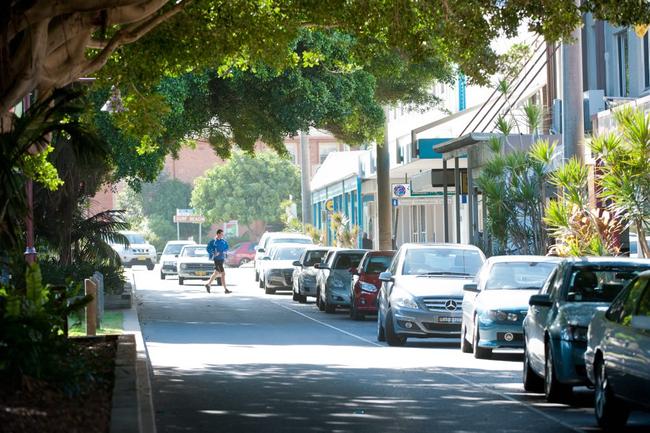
377 243 485 346
254 232 313 281
461 256 560 359
176 244 214 285
225 241 256 267
109 231 157 270
316 248 368 313
349 250 395 320
159 240 196 279
292 247 331 303
584 271 650 430
260 244 309 294
523 257 650 402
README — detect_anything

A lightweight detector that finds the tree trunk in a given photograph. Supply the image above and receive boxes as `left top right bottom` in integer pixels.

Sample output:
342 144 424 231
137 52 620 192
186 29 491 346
636 220 650 258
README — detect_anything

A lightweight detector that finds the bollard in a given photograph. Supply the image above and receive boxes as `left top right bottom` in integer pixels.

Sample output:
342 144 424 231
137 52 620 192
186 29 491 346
85 278 97 336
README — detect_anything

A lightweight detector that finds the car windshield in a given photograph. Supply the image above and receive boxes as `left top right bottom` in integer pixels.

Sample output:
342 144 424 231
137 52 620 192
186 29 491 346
333 253 365 270
125 233 146 244
485 262 557 290
273 247 307 260
566 265 650 302
163 243 190 254
365 255 393 273
270 238 311 245
304 250 328 266
403 248 483 276
181 247 208 258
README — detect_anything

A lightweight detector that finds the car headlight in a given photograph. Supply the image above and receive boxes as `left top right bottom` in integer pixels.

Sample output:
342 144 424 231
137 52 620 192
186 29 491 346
180 263 187 269
393 294 419 309
561 323 588 342
360 282 378 293
480 310 519 324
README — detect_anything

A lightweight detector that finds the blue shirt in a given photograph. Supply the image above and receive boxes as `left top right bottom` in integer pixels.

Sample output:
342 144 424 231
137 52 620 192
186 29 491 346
207 238 228 260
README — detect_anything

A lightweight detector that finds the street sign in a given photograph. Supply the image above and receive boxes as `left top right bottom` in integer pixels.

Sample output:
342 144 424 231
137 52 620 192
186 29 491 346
176 208 195 216
173 215 205 223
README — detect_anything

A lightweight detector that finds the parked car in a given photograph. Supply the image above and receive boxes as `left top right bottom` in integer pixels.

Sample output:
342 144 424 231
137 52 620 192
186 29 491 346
225 241 256 267
349 250 395 320
254 232 313 281
461 256 560 359
316 248 368 313
260 244 309 294
377 243 485 346
522 257 650 402
159 240 196 279
109 231 157 270
584 270 650 430
176 244 214 285
292 247 331 303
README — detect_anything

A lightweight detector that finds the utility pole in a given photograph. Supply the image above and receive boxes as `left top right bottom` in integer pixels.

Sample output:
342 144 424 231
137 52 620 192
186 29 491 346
300 130 312 226
562 0 585 162
377 107 392 250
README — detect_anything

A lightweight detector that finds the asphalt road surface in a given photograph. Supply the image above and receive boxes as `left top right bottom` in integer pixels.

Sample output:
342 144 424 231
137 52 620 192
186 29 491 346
132 265 650 433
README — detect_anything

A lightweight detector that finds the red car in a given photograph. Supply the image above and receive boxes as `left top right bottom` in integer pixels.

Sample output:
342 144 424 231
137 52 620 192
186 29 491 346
225 241 257 267
349 250 395 320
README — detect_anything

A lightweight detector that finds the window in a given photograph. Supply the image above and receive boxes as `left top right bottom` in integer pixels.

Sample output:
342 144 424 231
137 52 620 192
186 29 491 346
304 250 327 266
643 33 650 89
285 143 298 164
616 32 629 96
319 142 338 163
607 277 648 324
485 262 557 290
365 255 393 274
638 284 650 316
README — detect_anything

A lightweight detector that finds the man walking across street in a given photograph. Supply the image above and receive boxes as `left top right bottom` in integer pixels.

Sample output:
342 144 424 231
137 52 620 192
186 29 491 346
206 229 231 294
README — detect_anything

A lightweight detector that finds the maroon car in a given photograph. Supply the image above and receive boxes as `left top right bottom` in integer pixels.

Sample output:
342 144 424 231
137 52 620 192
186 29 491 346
225 241 256 267
349 250 395 320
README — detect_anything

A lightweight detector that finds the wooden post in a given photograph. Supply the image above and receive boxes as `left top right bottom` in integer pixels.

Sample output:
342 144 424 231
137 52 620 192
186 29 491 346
85 278 97 336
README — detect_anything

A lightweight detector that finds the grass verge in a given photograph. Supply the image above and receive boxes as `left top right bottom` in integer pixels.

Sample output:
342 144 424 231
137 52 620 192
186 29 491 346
68 311 124 336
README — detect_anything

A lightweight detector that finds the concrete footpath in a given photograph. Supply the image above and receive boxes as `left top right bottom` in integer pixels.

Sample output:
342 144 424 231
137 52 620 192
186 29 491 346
120 271 157 433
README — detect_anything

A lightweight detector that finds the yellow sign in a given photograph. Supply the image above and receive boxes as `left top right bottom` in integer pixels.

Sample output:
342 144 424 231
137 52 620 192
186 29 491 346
325 199 334 212
635 24 649 38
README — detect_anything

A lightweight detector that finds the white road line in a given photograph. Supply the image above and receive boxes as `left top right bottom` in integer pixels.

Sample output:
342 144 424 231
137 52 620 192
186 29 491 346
272 301 382 347
444 371 583 432
272 300 583 432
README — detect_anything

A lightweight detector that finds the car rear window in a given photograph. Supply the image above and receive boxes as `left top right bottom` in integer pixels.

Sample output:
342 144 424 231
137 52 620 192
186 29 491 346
403 248 483 276
365 255 393 274
485 262 557 290
333 253 366 270
566 265 650 302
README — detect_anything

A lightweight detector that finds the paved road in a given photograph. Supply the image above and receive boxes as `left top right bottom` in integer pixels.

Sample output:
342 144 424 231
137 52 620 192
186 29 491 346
132 265 650 433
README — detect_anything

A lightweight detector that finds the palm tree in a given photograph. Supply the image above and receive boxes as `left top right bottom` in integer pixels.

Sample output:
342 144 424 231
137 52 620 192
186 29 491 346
591 107 650 257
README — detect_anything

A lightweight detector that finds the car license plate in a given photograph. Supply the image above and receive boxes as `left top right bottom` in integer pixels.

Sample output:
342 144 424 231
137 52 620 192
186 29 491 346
195 271 207 276
438 316 461 324
138 257 146 261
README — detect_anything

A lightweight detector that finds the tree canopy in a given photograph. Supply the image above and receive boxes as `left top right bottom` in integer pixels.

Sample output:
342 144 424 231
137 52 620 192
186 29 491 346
191 151 301 236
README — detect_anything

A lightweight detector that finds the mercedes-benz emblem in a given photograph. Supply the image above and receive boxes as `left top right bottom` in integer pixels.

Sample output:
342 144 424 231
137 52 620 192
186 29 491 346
444 300 457 311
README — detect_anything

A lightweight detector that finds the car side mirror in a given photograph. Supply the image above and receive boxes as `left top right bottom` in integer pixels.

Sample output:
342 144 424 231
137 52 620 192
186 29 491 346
314 263 321 269
463 283 478 292
529 294 552 307
292 260 302 267
631 315 650 332
257 248 265 253
379 271 393 282
350 267 358 275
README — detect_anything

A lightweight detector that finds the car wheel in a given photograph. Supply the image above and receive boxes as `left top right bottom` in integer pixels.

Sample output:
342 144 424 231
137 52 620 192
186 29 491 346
178 277 184 285
544 342 572 402
160 272 166 280
472 316 492 359
523 341 544 392
255 271 259 282
298 294 307 303
239 258 251 266
147 264 154 271
324 299 336 314
377 309 386 342
264 279 275 295
350 303 364 321
385 310 407 347
259 277 264 288
594 358 629 430
292 292 300 301
460 321 472 353
317 289 325 311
